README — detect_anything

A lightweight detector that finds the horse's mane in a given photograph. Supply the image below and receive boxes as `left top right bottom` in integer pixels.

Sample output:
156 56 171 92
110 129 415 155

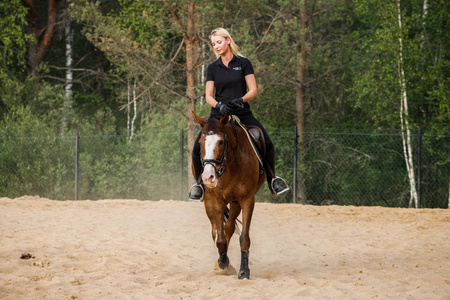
204 117 224 133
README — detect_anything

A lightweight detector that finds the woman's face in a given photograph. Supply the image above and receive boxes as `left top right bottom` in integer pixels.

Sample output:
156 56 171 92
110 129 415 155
211 35 230 56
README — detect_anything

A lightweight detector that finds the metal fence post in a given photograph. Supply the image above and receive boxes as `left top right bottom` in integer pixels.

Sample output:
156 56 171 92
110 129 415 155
179 128 184 201
293 126 298 203
417 128 422 208
75 130 79 200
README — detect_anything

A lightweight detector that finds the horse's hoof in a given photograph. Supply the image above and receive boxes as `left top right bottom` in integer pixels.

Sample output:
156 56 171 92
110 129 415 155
238 268 250 280
218 252 229 269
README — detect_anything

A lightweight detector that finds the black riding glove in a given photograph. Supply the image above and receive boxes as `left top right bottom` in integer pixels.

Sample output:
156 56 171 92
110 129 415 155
227 97 244 111
216 101 231 115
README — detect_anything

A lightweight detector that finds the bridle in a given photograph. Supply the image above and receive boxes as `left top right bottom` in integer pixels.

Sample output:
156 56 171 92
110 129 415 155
201 130 228 177
201 118 239 178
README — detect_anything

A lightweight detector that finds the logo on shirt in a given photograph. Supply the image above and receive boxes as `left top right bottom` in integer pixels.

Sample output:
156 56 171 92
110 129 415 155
232 66 242 71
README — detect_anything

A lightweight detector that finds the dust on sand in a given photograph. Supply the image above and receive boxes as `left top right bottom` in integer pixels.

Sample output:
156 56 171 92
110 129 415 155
1 196 449 299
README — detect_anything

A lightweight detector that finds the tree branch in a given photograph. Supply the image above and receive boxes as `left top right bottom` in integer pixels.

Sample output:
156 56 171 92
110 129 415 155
165 1 186 36
310 0 346 17
119 38 185 111
252 10 281 55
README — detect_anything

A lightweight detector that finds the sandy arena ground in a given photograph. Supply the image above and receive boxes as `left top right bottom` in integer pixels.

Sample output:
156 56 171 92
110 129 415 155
0 196 449 299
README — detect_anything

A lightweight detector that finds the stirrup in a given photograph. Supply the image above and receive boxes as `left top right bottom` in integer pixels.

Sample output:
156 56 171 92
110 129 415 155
188 183 204 202
271 176 290 196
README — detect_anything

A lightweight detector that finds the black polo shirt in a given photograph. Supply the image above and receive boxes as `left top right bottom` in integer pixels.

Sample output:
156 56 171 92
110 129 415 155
206 55 254 117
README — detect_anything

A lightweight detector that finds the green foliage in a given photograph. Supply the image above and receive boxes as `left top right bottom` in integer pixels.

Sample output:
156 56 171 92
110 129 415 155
0 106 75 198
350 0 450 130
33 83 69 131
73 112 187 200
0 76 69 131
1 0 449 206
113 0 170 47
0 0 33 78
0 107 187 200
0 0 35 119
0 77 28 111
71 90 118 133
350 0 401 127
2 117 448 207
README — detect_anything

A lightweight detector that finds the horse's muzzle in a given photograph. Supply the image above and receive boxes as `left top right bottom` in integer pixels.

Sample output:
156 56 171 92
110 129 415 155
202 164 218 187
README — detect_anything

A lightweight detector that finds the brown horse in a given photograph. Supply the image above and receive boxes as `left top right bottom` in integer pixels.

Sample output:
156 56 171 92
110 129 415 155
193 112 266 280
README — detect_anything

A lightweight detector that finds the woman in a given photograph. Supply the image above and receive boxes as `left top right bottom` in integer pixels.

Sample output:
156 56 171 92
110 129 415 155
189 28 289 201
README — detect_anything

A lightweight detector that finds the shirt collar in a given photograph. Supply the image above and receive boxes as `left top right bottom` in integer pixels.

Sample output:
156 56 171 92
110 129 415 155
215 55 237 67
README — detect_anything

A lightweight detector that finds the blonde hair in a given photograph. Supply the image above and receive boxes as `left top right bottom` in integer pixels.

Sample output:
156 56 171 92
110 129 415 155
210 28 243 58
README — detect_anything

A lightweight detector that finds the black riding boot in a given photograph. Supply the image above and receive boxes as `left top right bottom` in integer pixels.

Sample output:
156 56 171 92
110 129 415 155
188 152 204 201
265 147 290 195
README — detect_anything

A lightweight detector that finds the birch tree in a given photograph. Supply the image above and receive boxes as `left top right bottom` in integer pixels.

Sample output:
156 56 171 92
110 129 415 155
396 0 418 208
349 0 450 207
63 15 74 133
129 80 137 143
420 0 428 49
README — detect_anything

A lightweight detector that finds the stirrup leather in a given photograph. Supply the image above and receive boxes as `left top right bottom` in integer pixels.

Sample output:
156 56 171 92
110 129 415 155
271 176 290 196
188 183 204 202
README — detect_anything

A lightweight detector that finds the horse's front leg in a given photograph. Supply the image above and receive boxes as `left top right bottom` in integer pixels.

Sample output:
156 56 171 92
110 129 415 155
204 200 229 270
238 199 254 280
224 201 241 246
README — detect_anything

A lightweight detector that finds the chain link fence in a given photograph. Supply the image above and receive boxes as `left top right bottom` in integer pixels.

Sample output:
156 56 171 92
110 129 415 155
271 128 450 208
1 127 449 208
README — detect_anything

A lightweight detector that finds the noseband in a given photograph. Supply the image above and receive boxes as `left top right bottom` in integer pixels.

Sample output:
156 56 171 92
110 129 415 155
201 130 229 178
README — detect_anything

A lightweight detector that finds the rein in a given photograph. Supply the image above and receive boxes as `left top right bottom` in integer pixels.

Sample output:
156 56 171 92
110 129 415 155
201 117 239 178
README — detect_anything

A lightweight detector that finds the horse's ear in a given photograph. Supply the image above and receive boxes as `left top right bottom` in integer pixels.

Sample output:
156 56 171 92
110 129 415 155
192 112 205 127
219 114 230 128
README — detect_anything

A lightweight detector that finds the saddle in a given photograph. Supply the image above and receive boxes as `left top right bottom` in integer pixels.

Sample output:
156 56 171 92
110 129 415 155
231 116 266 168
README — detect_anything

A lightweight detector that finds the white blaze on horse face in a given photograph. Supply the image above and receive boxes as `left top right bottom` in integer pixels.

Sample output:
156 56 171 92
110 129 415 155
202 134 221 187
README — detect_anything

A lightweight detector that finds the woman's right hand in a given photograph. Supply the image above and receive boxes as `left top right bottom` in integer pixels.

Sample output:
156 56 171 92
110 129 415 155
216 102 231 115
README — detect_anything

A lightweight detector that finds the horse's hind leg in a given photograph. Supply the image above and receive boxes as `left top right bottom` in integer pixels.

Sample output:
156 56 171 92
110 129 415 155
238 199 254 280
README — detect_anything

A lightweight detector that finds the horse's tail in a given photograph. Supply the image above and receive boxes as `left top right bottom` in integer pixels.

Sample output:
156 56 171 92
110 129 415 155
224 205 242 236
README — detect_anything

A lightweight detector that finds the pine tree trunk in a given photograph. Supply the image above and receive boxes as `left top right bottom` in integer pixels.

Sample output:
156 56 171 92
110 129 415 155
23 0 57 76
186 1 197 190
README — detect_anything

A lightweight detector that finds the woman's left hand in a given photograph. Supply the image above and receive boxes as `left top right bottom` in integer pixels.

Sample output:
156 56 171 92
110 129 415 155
227 98 244 111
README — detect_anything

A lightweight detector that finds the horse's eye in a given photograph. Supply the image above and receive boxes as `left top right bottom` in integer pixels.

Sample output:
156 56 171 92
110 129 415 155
218 140 224 146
